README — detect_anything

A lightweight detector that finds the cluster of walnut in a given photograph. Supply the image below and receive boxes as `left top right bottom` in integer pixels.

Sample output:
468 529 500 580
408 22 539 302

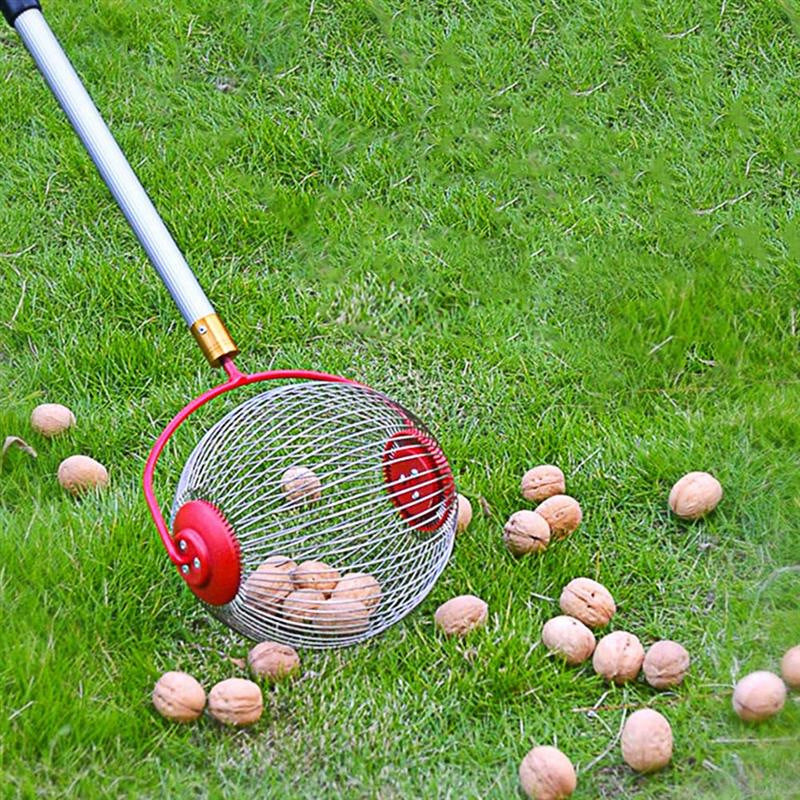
504 465 582 556
540 578 617 666
14 402 110 494
519 713 674 796
463 466 723 555
516 469 800 796
152 639 304 727
525 576 689 793
501 466 722 556
517 710 674 800
152 671 264 727
244 556 382 633
731 644 800 723
543 577 691 692
668 477 800 719
541 577 689 693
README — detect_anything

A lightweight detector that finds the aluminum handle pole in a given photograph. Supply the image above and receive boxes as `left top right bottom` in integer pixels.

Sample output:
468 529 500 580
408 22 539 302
12 9 237 365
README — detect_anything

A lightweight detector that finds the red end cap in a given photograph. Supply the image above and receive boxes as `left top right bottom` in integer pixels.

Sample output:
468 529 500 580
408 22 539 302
172 500 241 605
382 428 456 532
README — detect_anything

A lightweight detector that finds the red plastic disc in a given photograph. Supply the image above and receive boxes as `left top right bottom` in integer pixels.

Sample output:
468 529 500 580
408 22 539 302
172 500 241 605
382 428 455 532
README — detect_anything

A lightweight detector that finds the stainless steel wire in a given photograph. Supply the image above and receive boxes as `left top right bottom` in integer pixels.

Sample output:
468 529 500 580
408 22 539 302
171 381 457 647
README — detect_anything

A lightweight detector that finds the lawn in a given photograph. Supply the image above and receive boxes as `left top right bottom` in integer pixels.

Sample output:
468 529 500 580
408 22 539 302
1 0 799 796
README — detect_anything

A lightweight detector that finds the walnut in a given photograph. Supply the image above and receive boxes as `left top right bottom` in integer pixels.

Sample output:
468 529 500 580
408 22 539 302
781 645 800 689
30 403 75 437
57 454 109 494
152 671 205 723
456 494 473 534
668 471 722 520
533 495 582 540
310 598 370 633
732 671 787 722
592 631 644 684
330 573 381 612
282 589 326 624
558 578 615 629
280 466 322 503
292 560 340 593
434 595 488 636
504 510 550 556
518 745 577 800
521 465 566 503
244 556 297 609
248 641 300 682
643 640 690 689
541 616 595 665
207 678 263 726
621 709 673 773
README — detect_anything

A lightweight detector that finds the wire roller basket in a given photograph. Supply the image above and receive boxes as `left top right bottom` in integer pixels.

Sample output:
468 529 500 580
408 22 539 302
165 378 458 648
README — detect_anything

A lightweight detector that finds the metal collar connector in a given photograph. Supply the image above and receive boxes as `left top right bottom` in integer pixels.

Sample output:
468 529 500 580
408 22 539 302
190 314 239 367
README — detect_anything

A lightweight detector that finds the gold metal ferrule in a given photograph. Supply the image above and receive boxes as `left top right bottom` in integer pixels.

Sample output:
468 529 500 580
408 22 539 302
190 314 239 367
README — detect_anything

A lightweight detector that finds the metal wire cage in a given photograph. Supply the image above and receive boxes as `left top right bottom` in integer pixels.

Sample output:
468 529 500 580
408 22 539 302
167 380 457 648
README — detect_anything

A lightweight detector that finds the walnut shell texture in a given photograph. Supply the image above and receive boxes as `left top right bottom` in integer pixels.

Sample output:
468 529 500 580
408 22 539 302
248 641 301 682
310 598 370 633
434 595 488 636
558 578 616 629
668 471 722 520
292 561 341 593
330 573 382 612
504 510 551 556
592 631 645 684
31 403 75 437
152 671 206 723
245 556 297 609
781 645 800 689
518 745 577 800
282 589 327 624
732 671 786 722
208 678 263 726
456 494 473 534
521 465 566 503
57 454 108 494
541 616 596 665
643 640 690 689
621 709 673 773
280 465 322 503
533 495 582 540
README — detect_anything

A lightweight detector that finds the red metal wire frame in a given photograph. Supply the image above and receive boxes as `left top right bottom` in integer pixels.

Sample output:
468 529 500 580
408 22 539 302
142 357 355 568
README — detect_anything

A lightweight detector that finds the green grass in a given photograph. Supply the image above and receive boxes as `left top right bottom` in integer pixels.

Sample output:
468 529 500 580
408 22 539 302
2 0 799 796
